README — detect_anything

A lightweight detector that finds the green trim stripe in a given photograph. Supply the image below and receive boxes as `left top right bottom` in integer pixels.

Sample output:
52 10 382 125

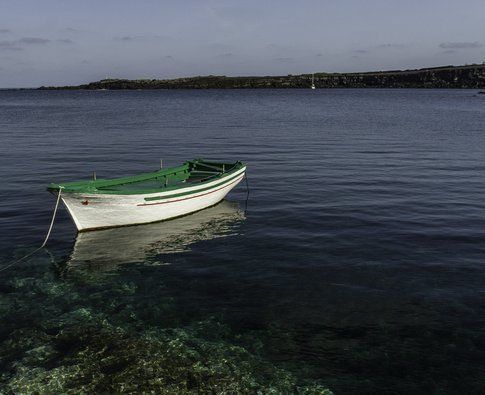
143 170 245 202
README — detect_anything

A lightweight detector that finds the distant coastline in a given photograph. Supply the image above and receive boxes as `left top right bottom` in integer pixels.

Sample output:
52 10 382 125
38 64 485 90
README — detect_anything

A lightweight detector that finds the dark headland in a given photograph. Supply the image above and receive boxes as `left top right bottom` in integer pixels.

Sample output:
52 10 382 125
39 64 485 90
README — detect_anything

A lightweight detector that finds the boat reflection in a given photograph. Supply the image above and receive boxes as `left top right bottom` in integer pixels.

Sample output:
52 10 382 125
63 200 245 276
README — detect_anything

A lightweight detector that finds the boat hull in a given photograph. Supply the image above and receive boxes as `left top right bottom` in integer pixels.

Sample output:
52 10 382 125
60 167 246 231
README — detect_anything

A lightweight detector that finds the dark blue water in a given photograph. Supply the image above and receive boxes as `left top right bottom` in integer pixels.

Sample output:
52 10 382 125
1 89 485 393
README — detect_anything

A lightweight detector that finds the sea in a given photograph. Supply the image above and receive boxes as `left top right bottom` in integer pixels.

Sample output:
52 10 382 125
1 89 485 393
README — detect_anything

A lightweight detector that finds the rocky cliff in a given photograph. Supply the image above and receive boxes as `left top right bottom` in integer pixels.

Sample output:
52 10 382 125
39 64 485 89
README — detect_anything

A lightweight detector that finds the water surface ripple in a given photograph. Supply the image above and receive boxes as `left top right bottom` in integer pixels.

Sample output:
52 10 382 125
1 89 485 393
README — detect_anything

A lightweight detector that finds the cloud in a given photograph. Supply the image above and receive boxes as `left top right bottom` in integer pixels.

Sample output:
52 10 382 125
274 57 295 62
439 41 482 49
115 36 134 41
0 28 10 34
377 43 405 49
266 43 288 51
217 52 234 58
0 37 50 51
18 37 50 44
0 47 23 51
57 38 74 44
441 49 456 54
208 42 232 51
0 40 22 51
353 49 368 53
210 5 263 21
114 35 169 42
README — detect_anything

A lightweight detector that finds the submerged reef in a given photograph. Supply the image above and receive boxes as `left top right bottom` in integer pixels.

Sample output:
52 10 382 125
0 263 331 394
4 312 330 393
38 64 485 90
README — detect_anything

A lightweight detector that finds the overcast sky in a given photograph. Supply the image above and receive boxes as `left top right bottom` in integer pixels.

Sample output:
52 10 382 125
1 0 484 87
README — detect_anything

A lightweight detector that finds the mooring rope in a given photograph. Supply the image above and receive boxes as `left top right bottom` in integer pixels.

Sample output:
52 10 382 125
244 172 249 214
40 187 64 248
245 172 249 198
0 187 63 273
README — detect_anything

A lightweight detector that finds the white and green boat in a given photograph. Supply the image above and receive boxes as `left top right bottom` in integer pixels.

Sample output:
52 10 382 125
48 159 246 232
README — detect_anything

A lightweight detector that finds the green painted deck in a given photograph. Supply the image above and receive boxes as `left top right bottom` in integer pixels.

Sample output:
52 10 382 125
48 159 245 195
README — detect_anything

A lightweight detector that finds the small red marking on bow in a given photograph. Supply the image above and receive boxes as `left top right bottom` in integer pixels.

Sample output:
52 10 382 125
81 200 89 205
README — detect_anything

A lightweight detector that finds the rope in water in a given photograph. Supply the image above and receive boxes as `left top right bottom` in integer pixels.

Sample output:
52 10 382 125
0 187 64 273
244 172 249 214
245 172 249 198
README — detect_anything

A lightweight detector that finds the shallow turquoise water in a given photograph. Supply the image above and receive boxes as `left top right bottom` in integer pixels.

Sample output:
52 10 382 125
1 89 485 393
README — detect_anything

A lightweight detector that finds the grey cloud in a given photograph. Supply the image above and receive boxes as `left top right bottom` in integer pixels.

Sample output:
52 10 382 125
210 5 263 21
152 35 170 40
217 52 234 58
0 29 10 34
266 43 288 51
266 43 296 57
439 41 481 49
57 38 74 44
115 36 134 41
0 37 49 51
274 57 295 62
353 49 368 53
208 42 232 51
377 43 405 49
19 37 50 44
441 49 456 54
114 35 170 42
0 40 23 51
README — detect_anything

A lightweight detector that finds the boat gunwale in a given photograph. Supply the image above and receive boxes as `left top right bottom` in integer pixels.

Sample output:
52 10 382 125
141 171 245 203
47 159 245 196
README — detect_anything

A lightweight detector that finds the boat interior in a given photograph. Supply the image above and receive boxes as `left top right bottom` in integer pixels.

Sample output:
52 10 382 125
48 159 244 194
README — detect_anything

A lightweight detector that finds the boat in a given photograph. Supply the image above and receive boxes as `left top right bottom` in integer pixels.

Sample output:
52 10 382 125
311 73 316 90
48 159 246 232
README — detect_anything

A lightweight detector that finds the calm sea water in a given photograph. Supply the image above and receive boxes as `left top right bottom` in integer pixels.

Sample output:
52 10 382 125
1 89 485 393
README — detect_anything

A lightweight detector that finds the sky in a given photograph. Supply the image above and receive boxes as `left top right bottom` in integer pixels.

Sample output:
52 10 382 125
0 0 484 87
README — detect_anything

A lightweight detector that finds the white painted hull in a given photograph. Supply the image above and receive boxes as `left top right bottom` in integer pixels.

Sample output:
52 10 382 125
60 167 246 231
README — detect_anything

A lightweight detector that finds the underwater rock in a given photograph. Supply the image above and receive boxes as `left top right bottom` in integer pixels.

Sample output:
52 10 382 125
3 314 332 393
0 273 332 393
